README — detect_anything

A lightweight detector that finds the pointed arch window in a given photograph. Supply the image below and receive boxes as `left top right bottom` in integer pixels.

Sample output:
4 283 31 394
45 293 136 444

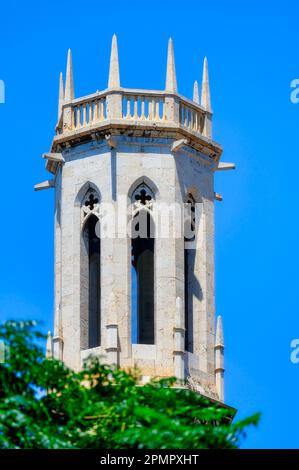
184 194 196 352
131 183 155 345
82 189 101 348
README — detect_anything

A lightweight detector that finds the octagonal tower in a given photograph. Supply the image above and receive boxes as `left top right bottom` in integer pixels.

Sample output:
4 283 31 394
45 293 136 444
39 35 234 403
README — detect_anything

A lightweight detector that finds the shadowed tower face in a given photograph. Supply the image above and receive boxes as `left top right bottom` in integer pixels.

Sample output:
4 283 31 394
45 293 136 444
39 35 232 404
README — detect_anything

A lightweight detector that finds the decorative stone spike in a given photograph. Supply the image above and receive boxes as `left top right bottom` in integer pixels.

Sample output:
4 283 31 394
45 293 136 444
65 49 74 101
106 323 119 365
215 315 224 347
108 34 120 89
201 57 211 111
46 331 53 359
53 305 63 361
165 37 177 92
58 72 64 121
173 296 185 383
193 80 199 104
215 315 224 401
175 296 184 330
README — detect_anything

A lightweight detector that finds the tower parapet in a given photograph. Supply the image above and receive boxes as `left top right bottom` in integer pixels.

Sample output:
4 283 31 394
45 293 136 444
47 36 221 174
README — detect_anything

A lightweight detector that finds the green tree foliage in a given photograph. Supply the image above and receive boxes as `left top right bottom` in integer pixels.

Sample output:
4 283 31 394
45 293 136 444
0 321 259 449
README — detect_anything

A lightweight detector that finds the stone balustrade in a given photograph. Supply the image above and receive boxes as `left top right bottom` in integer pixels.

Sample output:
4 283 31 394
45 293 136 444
57 88 211 139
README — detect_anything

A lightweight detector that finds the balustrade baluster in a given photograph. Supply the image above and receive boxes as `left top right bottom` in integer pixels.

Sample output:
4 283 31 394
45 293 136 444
148 99 153 120
91 102 94 124
100 100 104 120
126 97 131 119
155 99 160 121
88 102 91 125
82 103 86 127
194 112 198 131
71 107 75 130
141 97 145 120
94 100 99 123
189 109 194 130
78 106 82 128
134 96 138 119
184 107 187 127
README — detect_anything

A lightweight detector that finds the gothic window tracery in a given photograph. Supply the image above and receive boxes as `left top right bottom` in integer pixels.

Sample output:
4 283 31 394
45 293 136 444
132 184 154 211
82 189 100 223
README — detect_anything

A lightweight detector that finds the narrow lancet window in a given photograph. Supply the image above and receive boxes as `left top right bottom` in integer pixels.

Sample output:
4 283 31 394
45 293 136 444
184 194 196 352
131 184 155 344
83 214 101 348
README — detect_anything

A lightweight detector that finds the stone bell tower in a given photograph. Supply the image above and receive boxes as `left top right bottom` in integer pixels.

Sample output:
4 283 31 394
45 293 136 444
38 35 235 403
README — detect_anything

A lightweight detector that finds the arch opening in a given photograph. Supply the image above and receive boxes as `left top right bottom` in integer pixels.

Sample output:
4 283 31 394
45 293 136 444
131 205 155 345
184 194 196 352
83 214 101 348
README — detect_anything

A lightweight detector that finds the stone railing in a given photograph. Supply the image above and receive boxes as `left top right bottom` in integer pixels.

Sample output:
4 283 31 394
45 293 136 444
179 97 205 135
58 88 211 139
122 91 165 122
72 96 107 129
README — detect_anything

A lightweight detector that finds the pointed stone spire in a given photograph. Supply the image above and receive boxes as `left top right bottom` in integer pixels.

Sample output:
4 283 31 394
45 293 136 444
57 72 64 121
46 331 53 359
165 37 177 92
175 296 184 329
215 315 224 347
174 297 185 382
53 304 64 361
201 56 211 111
108 34 120 89
65 48 74 102
193 80 199 104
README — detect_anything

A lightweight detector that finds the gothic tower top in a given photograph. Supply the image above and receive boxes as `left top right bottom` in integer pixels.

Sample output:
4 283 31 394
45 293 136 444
43 35 227 175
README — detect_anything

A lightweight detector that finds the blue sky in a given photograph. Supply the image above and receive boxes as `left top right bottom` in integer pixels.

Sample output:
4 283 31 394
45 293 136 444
0 0 298 449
